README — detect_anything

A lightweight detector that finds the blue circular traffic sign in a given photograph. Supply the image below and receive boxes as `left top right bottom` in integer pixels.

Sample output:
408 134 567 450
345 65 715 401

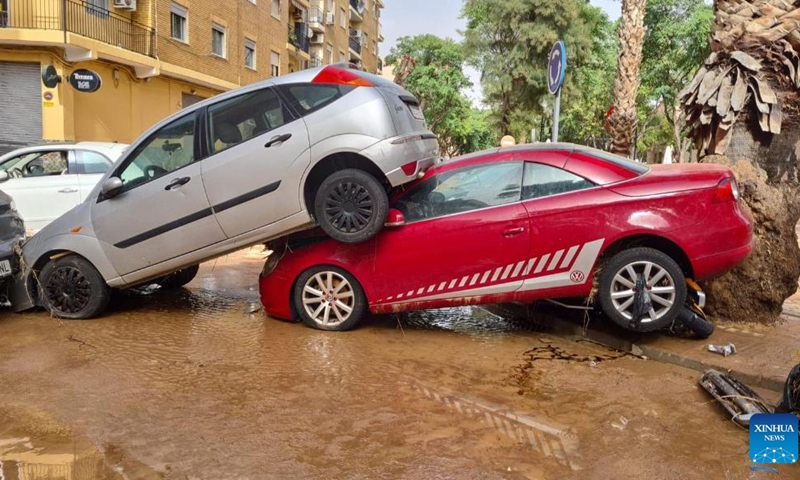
548 40 567 94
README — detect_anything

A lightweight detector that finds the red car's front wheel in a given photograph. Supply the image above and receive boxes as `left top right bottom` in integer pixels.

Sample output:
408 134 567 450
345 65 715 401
293 266 367 331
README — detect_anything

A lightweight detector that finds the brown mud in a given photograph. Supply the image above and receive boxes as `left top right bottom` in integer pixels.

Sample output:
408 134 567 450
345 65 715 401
0 248 796 479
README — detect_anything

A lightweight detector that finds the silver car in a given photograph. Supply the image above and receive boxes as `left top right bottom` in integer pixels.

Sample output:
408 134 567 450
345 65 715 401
15 65 439 319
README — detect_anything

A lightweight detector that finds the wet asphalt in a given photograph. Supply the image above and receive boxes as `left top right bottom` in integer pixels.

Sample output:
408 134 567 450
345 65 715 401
0 248 797 479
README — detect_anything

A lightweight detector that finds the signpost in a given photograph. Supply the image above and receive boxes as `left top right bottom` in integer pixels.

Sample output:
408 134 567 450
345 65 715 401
68 69 102 93
548 40 567 142
41 65 61 89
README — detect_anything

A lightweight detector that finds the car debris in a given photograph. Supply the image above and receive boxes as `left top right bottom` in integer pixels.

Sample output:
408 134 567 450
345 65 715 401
0 190 25 301
708 343 737 357
699 363 800 428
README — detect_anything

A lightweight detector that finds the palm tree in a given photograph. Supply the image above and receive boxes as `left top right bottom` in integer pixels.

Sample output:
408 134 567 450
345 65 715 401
608 0 647 157
681 1 800 323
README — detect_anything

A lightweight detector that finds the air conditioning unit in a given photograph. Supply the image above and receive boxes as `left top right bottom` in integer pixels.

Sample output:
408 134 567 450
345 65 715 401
311 33 324 44
325 12 335 25
113 0 137 10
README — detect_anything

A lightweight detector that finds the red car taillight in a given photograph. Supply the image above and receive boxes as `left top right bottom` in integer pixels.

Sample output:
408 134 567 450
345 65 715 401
713 177 740 203
401 161 418 176
312 66 374 87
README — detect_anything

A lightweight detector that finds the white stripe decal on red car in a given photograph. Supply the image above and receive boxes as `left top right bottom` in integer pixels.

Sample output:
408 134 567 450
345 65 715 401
380 239 605 305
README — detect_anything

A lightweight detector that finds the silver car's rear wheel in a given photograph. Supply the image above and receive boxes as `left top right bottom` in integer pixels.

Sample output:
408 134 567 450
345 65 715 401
597 247 687 332
293 266 367 331
315 169 388 244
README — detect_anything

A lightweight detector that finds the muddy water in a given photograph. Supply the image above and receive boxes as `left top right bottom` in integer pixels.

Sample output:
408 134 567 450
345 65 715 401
0 249 796 479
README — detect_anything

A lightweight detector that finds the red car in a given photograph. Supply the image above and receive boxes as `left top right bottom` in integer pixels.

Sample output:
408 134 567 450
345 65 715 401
259 143 753 332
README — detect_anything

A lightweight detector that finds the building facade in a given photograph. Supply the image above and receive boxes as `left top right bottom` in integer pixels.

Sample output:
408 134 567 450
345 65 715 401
0 0 384 153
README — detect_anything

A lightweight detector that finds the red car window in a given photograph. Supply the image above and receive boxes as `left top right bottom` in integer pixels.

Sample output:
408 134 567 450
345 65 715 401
393 162 523 223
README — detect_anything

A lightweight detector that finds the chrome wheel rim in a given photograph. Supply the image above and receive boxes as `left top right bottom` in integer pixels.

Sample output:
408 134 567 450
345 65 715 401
302 271 355 327
45 266 91 314
324 182 373 233
610 261 676 323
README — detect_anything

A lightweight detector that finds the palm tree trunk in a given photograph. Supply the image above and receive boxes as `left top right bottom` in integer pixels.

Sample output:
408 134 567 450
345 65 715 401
609 0 646 157
681 0 800 323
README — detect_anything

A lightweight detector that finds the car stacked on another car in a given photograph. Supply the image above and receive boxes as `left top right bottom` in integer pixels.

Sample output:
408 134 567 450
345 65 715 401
0 142 128 234
14 64 439 319
259 143 753 334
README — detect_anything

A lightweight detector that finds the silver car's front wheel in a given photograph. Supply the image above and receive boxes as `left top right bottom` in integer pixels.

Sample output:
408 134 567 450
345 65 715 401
598 248 687 332
293 266 367 331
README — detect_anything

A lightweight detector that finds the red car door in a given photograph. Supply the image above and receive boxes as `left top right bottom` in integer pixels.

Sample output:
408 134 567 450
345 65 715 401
372 161 531 310
514 161 617 302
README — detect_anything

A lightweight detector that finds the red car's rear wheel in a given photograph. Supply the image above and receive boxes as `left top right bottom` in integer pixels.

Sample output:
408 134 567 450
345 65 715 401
597 248 687 332
293 265 367 331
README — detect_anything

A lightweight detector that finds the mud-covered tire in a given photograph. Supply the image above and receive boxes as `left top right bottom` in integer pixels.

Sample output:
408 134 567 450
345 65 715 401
156 265 200 289
39 255 111 319
598 248 687 332
677 307 715 339
293 265 367 331
314 169 388 244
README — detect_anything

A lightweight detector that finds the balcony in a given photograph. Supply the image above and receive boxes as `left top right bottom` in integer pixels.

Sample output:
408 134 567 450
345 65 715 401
307 6 324 32
348 35 361 60
349 0 364 23
289 22 310 55
310 56 323 68
378 22 384 42
0 0 155 57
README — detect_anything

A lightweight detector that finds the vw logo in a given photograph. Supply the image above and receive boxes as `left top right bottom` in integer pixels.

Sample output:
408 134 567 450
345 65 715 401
570 271 585 283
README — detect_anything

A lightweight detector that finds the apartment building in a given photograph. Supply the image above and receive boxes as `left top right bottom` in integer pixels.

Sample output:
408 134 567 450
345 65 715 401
0 0 384 153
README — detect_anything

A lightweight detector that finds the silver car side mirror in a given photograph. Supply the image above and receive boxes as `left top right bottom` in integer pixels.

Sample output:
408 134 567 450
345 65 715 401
0 171 8 183
101 177 124 198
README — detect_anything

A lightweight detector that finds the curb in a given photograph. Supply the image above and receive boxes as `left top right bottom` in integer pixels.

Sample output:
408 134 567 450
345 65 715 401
487 303 787 393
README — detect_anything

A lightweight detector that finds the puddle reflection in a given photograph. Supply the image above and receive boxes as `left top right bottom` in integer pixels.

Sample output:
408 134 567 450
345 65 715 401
404 377 582 471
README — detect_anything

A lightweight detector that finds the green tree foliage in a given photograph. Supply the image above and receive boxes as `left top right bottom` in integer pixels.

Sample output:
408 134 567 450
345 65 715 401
640 0 712 161
462 0 596 137
386 34 495 156
559 5 617 148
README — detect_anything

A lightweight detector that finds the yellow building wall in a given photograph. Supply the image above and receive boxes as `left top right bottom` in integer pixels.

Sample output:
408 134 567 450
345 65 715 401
0 51 218 145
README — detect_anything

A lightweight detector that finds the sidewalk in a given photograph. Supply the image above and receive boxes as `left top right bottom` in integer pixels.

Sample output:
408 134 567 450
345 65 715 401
494 295 800 393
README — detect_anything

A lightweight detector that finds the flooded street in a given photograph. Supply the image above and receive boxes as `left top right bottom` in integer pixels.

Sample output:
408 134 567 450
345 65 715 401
0 249 794 479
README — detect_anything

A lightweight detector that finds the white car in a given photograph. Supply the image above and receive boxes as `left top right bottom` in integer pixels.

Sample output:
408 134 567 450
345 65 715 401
0 142 128 233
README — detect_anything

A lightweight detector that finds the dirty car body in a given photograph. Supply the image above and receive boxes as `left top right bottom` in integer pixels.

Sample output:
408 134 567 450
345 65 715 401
16 65 439 319
0 190 26 297
260 143 753 332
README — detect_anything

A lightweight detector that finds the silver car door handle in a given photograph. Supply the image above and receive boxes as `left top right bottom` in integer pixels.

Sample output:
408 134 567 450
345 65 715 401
58 187 78 193
265 133 292 148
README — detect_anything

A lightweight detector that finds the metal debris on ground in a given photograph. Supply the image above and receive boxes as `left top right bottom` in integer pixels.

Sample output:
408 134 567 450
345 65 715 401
699 369 772 427
708 343 737 357
244 302 263 315
750 466 780 474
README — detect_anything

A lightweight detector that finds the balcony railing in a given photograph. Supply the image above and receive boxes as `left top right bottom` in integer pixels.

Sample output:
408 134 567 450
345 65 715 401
348 35 361 55
307 6 323 25
289 22 310 54
0 0 155 57
310 56 323 68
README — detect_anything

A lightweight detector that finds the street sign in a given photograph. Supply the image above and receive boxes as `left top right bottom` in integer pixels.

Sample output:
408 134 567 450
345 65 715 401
41 65 61 88
548 40 567 142
69 69 102 93
547 40 567 95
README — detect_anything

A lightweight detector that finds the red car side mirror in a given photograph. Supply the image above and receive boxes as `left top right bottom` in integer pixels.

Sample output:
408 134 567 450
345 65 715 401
385 208 405 227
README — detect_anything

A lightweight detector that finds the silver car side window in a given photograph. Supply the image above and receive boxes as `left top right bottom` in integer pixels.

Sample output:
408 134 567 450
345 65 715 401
207 88 289 155
117 113 196 191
